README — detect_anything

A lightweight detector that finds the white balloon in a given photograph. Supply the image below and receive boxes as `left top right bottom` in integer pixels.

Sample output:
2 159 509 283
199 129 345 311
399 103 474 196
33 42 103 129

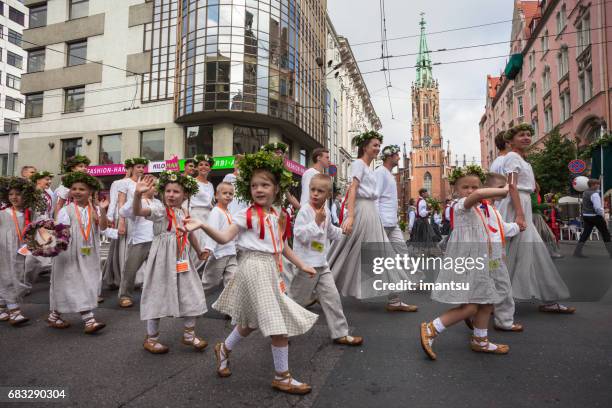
572 176 590 192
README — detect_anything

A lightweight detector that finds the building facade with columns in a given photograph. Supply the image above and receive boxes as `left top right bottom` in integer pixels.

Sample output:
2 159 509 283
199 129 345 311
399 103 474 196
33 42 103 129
18 0 331 185
480 0 612 169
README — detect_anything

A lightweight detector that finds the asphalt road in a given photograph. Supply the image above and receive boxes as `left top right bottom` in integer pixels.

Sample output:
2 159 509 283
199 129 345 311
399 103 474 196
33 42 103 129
1 241 611 408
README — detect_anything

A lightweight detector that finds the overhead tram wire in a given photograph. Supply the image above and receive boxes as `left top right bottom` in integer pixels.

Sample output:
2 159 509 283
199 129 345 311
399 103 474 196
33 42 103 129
379 0 395 119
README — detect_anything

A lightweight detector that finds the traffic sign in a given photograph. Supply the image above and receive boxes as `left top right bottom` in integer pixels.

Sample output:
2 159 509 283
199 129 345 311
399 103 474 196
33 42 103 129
568 159 587 174
328 164 337 177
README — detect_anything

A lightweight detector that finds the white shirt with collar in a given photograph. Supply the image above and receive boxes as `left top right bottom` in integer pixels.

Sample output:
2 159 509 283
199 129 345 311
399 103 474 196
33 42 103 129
417 198 429 218
374 165 398 228
223 173 249 216
293 203 342 267
204 206 237 258
233 207 284 254
119 197 159 245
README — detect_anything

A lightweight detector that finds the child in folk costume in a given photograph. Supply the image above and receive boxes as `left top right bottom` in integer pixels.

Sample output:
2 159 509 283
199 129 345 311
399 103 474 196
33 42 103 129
480 173 523 333
289 173 363 346
420 165 513 360
48 172 109 334
0 177 47 326
223 154 249 217
54 155 90 219
201 182 238 292
184 151 318 395
260 142 301 210
132 172 208 354
188 154 215 273
116 178 160 308
409 188 439 246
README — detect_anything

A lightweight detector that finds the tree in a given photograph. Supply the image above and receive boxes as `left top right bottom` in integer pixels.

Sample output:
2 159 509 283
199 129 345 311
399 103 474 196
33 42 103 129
527 127 576 195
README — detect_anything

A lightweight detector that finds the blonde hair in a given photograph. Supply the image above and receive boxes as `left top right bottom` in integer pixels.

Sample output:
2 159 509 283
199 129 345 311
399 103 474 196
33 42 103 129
216 181 235 193
310 173 333 192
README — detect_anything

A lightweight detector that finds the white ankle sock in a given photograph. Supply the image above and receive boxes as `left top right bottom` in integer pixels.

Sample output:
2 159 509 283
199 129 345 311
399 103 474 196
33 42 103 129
81 311 94 322
271 345 289 373
472 329 498 351
224 326 245 351
7 303 18 310
474 328 487 338
433 318 445 334
183 317 196 341
147 319 160 337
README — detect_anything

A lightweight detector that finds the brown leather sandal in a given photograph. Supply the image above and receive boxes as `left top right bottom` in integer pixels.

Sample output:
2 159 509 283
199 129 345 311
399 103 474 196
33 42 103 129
84 318 106 334
119 297 134 308
470 336 509 354
271 371 312 395
8 309 29 326
385 303 418 312
538 304 576 314
333 335 364 346
214 342 231 377
0 308 10 321
494 322 524 332
420 322 437 360
46 314 71 329
181 327 208 351
144 334 169 354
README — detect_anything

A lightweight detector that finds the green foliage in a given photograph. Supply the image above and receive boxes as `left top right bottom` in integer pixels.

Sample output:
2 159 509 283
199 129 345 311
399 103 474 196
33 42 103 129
0 176 47 213
448 164 486 185
351 130 383 148
62 155 91 173
236 151 293 205
527 128 576 195
260 142 288 153
61 172 101 192
125 157 150 167
193 154 214 166
578 133 612 160
157 171 199 197
30 171 54 183
426 197 441 212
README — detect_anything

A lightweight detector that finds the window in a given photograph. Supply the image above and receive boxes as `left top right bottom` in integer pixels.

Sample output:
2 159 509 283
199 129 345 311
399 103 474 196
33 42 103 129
29 3 47 28
5 96 21 112
560 91 571 122
532 118 539 139
541 30 549 54
27 49 45 73
67 41 87 66
528 50 536 72
69 0 89 20
299 148 307 167
4 118 18 132
8 7 24 26
0 25 3 38
140 129 165 161
423 172 432 194
185 125 213 157
557 46 569 78
577 12 591 54
544 105 553 132
0 153 18 176
99 134 122 164
556 5 566 34
6 73 20 90
0 2 3 16
25 93 43 118
232 126 269 154
517 96 524 118
7 51 23 69
542 67 551 94
530 83 537 107
7 29 21 46
61 138 82 163
64 87 85 113
578 63 593 103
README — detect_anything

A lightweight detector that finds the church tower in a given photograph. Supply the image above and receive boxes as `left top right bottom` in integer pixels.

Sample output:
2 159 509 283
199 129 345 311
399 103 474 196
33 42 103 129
410 14 450 200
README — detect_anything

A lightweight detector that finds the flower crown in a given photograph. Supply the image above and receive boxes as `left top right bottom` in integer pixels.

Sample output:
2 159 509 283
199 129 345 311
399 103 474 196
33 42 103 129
62 155 91 173
448 164 487 185
30 171 55 183
157 171 199 197
260 142 288 154
235 151 293 205
352 130 383 148
0 176 47 213
125 157 150 167
504 123 534 141
193 154 215 166
62 172 101 191
381 144 401 158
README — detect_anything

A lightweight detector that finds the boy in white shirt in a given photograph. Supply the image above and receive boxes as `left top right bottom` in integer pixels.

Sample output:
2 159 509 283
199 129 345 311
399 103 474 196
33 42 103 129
116 180 159 308
202 182 238 292
289 173 363 346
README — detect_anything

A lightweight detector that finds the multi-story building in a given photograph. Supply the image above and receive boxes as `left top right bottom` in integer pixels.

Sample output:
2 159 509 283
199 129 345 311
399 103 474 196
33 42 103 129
325 14 380 190
0 0 28 175
409 15 453 201
18 0 331 186
480 0 611 169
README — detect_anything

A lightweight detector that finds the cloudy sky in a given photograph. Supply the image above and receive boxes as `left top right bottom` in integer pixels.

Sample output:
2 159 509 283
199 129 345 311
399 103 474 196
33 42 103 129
327 0 516 166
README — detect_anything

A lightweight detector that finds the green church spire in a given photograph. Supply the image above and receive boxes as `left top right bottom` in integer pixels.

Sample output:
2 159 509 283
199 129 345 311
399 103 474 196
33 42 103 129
416 13 434 88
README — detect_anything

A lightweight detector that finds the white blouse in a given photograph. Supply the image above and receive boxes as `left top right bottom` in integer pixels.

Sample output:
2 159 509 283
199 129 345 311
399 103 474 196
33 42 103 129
374 166 398 228
351 159 378 200
223 173 249 216
190 180 214 208
489 155 507 175
233 207 284 254
204 206 236 258
502 152 536 192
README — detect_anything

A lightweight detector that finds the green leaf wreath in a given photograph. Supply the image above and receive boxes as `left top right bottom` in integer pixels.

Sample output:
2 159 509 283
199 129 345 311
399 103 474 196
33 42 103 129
61 172 101 191
351 130 383 147
0 177 47 213
235 151 293 205
448 164 486 185
157 171 199 197
62 155 91 173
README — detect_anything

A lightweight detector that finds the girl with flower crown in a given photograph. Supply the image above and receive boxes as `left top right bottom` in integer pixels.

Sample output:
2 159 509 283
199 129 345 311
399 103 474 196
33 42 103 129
420 166 515 360
0 177 47 326
184 151 318 395
54 155 91 219
327 131 415 308
188 154 215 272
131 171 208 354
48 172 109 334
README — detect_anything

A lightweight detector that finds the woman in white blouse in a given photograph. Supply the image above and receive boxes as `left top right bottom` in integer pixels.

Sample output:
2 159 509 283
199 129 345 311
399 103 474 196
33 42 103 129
327 131 413 308
497 124 575 317
189 154 215 272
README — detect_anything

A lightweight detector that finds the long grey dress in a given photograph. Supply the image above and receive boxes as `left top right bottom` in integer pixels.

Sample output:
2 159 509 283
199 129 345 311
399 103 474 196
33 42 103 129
50 204 101 313
140 202 207 321
0 209 32 304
